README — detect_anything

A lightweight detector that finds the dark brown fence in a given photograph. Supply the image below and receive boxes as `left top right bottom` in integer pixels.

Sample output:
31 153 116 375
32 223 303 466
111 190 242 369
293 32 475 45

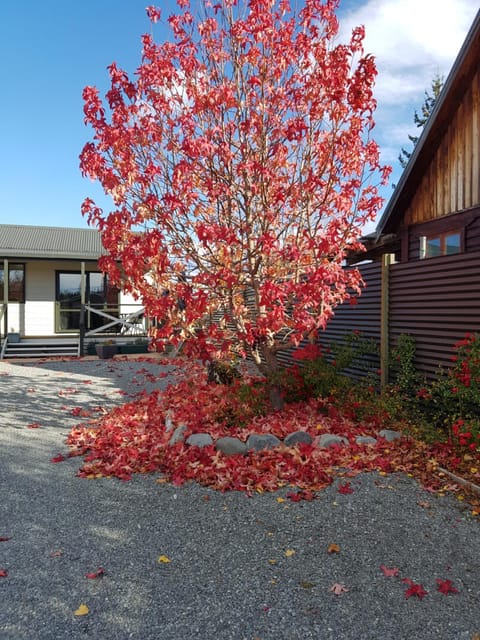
276 262 382 377
275 250 480 382
389 250 480 378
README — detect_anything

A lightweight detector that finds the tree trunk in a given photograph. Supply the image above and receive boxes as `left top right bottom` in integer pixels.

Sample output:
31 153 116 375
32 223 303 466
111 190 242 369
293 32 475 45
262 345 284 411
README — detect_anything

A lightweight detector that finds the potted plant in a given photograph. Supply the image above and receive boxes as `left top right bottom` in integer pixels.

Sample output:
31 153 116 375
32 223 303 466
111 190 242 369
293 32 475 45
95 340 119 359
7 328 20 343
118 338 149 354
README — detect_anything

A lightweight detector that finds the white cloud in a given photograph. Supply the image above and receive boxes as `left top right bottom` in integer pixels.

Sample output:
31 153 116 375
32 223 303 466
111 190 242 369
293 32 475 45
337 0 478 187
339 0 478 103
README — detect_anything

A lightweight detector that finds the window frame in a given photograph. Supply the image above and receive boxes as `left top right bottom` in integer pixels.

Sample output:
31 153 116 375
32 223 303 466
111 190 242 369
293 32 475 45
0 262 26 303
419 229 463 259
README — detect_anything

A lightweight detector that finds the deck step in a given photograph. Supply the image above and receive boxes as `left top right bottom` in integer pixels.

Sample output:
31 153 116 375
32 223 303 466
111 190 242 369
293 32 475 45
2 340 79 359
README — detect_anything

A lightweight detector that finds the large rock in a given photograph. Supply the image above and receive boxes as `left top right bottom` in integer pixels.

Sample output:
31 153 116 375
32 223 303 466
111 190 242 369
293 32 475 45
216 437 247 456
169 425 187 446
246 433 282 451
315 434 349 449
379 429 401 442
356 436 377 446
284 431 313 447
186 433 214 448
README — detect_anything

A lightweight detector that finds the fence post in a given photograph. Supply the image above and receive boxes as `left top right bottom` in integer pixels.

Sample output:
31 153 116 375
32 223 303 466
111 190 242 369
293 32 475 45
380 253 395 389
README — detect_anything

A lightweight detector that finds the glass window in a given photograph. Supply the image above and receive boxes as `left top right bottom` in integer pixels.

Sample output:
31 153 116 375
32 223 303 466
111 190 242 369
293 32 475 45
420 231 462 259
425 237 441 258
0 263 25 302
56 271 119 332
445 232 461 255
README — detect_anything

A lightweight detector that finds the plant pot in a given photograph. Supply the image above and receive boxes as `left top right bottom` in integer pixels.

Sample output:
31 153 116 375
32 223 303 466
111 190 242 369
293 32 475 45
118 343 149 354
7 332 20 343
95 344 119 359
86 343 98 356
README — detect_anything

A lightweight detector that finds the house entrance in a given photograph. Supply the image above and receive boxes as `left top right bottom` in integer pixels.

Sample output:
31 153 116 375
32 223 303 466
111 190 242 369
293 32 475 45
55 271 118 332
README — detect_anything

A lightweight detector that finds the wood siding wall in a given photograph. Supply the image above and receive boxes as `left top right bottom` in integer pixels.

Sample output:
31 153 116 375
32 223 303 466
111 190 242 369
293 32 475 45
404 68 480 226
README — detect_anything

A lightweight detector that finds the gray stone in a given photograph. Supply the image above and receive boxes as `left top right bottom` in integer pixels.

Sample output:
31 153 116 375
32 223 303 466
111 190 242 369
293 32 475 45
169 425 187 446
164 410 175 432
215 437 247 456
186 433 214 448
379 429 401 442
246 433 282 451
284 431 313 447
315 433 349 449
356 436 377 446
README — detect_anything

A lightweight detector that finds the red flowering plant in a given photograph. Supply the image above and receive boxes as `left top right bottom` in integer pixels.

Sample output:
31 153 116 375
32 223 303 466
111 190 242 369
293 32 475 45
411 333 480 453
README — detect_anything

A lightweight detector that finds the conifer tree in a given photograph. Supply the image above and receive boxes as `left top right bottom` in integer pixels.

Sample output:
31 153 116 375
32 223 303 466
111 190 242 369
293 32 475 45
399 74 444 168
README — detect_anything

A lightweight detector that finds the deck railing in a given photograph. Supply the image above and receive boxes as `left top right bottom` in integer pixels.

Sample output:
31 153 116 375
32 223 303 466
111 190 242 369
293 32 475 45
79 304 147 356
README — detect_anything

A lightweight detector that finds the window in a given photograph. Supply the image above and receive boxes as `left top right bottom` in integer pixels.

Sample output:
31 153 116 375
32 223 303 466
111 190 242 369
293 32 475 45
0 263 25 302
56 271 119 331
419 231 462 259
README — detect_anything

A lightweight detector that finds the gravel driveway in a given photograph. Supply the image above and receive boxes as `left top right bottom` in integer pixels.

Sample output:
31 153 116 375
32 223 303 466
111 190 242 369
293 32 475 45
0 358 479 640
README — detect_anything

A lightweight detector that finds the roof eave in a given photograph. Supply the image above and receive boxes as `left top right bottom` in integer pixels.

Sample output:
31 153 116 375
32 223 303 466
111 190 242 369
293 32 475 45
376 10 480 239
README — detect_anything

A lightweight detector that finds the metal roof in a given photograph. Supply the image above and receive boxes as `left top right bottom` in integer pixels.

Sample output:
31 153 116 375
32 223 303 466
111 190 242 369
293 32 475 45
0 224 105 261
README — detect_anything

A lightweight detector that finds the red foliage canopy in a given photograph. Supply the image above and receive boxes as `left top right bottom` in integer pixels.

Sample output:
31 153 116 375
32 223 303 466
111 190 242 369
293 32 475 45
80 0 390 374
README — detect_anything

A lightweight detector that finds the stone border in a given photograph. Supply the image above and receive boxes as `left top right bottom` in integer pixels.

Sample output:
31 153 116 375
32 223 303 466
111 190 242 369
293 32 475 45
165 416 402 455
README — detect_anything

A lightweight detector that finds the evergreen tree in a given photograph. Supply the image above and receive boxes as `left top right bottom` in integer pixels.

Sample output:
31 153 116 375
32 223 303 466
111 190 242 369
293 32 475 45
399 74 444 168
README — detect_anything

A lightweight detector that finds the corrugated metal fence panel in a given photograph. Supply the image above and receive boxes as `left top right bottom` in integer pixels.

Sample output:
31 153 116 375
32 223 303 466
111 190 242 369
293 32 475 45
275 262 382 375
389 250 480 378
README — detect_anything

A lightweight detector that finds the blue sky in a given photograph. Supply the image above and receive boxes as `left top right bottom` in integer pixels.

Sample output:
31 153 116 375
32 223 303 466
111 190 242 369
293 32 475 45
0 0 477 231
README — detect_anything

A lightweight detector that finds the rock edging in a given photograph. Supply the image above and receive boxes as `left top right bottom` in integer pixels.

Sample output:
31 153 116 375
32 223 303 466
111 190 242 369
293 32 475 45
167 422 401 456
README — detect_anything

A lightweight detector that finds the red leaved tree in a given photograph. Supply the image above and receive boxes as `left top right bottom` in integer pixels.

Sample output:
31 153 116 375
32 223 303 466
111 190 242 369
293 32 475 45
80 0 390 406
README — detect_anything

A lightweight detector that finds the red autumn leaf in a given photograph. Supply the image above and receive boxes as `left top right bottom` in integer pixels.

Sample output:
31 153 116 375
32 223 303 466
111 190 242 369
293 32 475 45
380 564 400 577
51 454 65 463
0 569 8 577
0 537 11 542
337 482 354 494
85 567 105 579
286 491 302 502
436 578 459 595
329 582 349 595
402 578 428 599
27 422 41 429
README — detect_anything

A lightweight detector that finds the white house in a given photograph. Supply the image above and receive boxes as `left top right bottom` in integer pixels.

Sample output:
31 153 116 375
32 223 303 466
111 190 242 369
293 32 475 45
0 224 145 358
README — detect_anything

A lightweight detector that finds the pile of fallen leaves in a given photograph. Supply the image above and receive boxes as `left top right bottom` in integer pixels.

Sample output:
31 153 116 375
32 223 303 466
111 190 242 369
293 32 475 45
63 360 480 505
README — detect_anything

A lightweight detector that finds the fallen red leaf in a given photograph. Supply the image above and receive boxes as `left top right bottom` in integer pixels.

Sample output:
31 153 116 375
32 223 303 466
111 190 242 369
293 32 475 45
51 454 65 463
0 569 8 577
0 537 11 542
436 578 458 595
337 482 354 494
85 567 105 579
403 578 428 599
380 564 400 577
27 422 41 429
329 582 348 595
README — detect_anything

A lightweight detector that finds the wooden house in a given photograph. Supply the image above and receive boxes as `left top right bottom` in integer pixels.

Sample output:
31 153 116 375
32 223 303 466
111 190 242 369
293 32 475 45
313 10 480 381
0 224 145 358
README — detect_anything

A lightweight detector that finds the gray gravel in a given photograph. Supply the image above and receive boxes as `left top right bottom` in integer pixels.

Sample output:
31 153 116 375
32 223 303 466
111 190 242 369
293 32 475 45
1 358 479 640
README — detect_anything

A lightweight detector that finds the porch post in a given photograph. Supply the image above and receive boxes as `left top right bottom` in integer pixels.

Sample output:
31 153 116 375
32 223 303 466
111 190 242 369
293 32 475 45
380 253 395 389
3 259 8 336
79 262 86 356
